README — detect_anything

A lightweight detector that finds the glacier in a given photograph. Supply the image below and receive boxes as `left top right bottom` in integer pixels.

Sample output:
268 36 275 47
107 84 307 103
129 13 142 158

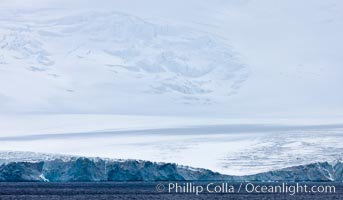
1 116 343 176
0 152 343 182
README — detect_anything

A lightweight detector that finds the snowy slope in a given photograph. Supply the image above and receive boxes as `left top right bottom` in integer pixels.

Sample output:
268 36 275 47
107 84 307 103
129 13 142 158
0 0 342 116
0 8 247 115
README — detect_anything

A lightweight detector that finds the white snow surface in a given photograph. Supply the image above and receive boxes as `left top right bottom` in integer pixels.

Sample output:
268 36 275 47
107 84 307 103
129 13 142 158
0 0 342 116
0 7 247 115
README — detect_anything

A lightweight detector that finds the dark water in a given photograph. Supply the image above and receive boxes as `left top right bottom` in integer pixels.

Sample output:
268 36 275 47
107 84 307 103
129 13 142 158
0 182 342 200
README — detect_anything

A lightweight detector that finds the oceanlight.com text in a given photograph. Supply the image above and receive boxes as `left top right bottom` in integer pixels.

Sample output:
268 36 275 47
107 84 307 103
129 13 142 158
155 182 336 196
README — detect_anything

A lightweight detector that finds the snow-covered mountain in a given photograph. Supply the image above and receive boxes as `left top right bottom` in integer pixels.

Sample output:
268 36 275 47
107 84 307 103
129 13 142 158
0 0 342 116
0 8 247 115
